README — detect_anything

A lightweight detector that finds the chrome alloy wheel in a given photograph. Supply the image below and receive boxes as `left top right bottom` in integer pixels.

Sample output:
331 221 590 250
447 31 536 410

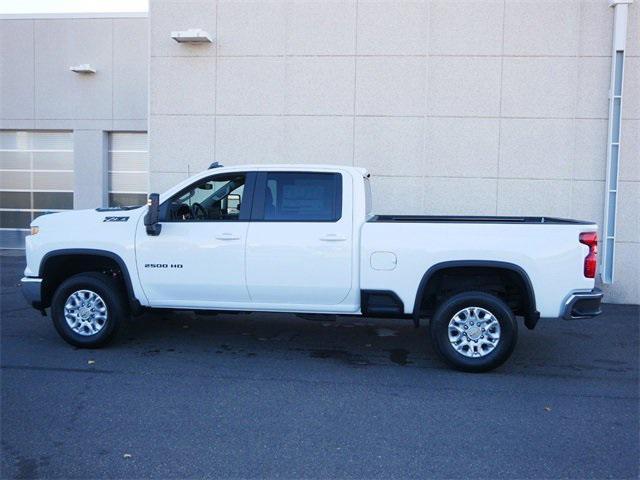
63 290 108 336
447 306 501 358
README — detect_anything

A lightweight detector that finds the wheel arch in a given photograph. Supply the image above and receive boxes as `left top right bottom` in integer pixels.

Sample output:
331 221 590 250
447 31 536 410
39 249 141 313
412 260 538 329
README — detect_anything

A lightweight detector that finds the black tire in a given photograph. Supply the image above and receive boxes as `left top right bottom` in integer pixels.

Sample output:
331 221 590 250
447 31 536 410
429 291 517 373
50 272 127 348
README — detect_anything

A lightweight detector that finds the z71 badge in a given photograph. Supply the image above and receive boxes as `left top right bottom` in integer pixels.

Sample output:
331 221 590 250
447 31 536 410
103 216 129 222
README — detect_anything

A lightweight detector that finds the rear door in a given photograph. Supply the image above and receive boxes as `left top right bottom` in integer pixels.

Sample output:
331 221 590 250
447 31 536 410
245 170 353 308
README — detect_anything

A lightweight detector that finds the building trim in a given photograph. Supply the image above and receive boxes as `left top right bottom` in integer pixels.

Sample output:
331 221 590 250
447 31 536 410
601 0 634 284
0 12 147 20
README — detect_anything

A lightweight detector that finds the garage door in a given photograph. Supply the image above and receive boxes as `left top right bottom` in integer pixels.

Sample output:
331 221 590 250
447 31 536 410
108 132 148 207
0 130 74 247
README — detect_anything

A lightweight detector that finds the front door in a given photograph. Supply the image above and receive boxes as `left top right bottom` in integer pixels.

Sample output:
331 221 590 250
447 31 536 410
245 171 353 309
136 172 253 308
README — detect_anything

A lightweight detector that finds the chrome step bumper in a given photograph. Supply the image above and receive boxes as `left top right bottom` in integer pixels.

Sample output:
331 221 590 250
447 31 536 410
562 288 603 320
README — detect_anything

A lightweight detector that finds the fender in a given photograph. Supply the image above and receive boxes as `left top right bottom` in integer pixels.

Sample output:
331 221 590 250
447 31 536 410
39 248 142 314
411 260 538 329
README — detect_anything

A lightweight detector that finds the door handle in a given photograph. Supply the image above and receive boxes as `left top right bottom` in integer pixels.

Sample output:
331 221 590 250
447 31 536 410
320 234 347 242
216 233 240 240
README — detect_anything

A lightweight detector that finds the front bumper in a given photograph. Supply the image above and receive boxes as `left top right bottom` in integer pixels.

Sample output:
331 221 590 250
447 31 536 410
21 277 43 308
562 288 603 320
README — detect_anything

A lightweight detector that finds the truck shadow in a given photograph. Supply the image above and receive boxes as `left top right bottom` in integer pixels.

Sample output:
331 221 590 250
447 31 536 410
120 311 430 369
116 306 639 379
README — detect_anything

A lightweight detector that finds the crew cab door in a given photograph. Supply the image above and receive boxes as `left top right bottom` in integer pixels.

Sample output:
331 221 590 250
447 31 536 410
245 171 353 308
135 171 255 308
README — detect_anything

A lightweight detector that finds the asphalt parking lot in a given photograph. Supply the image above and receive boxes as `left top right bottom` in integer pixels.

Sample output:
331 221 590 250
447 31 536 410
1 251 639 479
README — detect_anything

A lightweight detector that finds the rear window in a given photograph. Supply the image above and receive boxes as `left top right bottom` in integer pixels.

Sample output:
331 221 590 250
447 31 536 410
263 172 342 222
364 176 372 217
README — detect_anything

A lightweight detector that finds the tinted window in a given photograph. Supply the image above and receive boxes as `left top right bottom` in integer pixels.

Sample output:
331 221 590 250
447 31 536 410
262 172 341 222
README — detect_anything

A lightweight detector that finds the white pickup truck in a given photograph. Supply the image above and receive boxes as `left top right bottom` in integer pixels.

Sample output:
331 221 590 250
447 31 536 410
21 164 603 372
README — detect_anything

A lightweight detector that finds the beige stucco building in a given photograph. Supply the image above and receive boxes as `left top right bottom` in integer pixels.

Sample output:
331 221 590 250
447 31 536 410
1 0 638 303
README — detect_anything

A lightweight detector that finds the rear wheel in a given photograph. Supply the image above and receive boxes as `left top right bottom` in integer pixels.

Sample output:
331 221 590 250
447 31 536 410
429 291 517 372
51 272 126 348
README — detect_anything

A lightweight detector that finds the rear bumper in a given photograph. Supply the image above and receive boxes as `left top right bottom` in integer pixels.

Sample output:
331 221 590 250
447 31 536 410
562 288 603 320
21 277 42 308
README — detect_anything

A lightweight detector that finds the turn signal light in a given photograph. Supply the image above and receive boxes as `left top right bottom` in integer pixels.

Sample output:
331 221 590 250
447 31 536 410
579 232 598 278
30 226 39 236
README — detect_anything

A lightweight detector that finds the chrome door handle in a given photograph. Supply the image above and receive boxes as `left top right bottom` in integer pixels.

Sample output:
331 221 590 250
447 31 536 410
216 233 240 240
320 234 347 242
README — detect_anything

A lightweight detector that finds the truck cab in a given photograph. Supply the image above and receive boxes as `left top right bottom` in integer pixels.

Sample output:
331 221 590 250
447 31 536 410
135 165 365 313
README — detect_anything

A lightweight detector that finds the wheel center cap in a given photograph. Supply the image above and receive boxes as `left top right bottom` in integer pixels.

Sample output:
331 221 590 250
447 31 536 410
79 307 91 319
468 325 482 340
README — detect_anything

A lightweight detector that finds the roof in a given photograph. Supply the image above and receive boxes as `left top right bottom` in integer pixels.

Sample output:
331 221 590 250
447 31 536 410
210 164 369 176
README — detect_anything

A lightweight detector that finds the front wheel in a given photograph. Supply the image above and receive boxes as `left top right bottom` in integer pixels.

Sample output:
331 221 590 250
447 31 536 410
429 291 517 372
50 272 126 348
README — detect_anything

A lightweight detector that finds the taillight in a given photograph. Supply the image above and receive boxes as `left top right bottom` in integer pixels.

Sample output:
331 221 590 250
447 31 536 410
579 232 598 278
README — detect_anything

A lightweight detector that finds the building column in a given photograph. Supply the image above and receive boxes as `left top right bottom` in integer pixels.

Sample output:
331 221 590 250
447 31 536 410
73 130 108 209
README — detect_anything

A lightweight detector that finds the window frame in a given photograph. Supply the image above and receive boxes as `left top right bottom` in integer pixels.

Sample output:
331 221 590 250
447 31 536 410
159 171 256 223
251 171 343 223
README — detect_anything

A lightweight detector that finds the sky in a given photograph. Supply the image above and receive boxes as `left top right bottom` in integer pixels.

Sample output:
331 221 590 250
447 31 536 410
0 0 148 14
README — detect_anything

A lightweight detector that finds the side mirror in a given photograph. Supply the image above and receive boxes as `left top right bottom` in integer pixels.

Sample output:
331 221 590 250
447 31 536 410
144 193 162 236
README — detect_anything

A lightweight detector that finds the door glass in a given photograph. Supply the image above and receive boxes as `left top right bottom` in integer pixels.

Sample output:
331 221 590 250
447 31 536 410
164 173 246 221
262 172 341 221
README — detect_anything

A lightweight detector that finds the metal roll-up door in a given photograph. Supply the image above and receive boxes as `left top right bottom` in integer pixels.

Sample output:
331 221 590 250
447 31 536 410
108 132 149 208
0 130 74 248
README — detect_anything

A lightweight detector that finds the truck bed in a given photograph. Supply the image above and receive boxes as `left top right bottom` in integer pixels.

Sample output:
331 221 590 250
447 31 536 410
368 215 594 225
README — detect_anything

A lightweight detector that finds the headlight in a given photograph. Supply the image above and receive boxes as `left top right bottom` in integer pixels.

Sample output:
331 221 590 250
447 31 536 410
30 226 39 235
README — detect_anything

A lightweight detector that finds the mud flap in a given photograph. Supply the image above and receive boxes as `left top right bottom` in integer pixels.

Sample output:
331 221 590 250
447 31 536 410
524 311 540 330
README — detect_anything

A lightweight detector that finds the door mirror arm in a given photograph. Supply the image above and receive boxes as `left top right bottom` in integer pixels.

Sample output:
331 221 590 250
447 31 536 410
144 193 162 236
